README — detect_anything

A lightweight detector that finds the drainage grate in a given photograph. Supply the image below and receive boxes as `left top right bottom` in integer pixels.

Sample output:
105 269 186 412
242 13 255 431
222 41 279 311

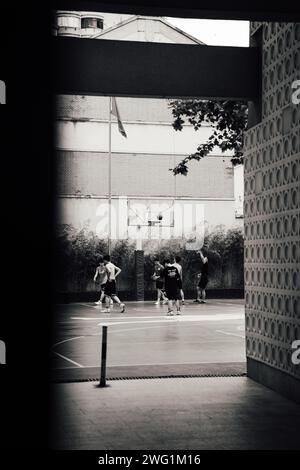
52 372 247 384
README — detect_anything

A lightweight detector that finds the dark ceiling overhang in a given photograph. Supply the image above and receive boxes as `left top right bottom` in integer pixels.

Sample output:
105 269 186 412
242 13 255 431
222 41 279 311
54 37 260 100
52 1 300 22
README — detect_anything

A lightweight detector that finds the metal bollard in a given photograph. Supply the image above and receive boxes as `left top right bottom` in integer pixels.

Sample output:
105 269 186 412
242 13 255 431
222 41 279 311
99 325 108 387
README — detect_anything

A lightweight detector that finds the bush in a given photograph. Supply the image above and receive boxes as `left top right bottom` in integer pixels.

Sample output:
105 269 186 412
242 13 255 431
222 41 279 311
55 225 244 294
55 225 108 292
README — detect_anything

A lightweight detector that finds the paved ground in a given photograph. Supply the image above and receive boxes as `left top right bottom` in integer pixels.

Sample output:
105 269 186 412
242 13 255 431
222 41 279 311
52 299 245 378
51 376 300 450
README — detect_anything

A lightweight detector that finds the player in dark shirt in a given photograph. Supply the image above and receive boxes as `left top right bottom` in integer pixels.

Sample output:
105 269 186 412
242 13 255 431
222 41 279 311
162 259 181 315
173 255 185 305
152 259 168 305
195 250 209 303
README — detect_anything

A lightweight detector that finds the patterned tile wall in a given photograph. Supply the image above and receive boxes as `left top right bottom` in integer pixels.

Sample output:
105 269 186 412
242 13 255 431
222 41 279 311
244 23 300 378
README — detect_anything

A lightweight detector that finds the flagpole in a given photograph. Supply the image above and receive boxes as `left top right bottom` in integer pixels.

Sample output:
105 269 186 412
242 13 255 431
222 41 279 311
108 96 112 256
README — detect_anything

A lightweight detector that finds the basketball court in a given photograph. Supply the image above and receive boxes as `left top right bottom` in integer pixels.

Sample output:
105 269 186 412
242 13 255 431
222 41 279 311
51 298 246 381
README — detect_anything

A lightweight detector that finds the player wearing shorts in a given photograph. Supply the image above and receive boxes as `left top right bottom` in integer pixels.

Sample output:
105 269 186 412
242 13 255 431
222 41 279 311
93 256 109 305
195 250 209 303
101 255 125 313
152 259 168 304
162 259 181 316
173 255 185 304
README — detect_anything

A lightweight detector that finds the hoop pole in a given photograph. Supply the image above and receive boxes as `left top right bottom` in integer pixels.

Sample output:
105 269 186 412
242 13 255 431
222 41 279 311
108 97 112 256
99 325 108 387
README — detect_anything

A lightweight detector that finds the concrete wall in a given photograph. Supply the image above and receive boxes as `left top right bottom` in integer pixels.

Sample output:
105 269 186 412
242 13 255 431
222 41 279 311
56 151 234 199
55 95 243 235
56 96 176 122
244 22 300 402
56 196 240 237
55 117 220 155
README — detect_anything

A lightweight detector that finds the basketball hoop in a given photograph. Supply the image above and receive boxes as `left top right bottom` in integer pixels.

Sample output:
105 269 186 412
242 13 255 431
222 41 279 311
128 200 175 229
148 213 164 227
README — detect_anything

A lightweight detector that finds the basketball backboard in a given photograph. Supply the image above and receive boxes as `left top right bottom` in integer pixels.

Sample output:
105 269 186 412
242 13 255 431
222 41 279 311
128 199 175 228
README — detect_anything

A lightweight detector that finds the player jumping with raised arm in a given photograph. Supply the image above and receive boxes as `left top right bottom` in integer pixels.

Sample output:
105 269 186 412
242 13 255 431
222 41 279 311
195 250 209 304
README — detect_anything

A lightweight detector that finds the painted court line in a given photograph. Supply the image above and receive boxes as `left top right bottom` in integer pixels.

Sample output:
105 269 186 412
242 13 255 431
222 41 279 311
54 360 247 370
216 330 245 339
52 335 84 348
52 321 216 350
71 313 244 322
52 351 83 368
98 314 244 327
78 303 100 309
71 316 172 321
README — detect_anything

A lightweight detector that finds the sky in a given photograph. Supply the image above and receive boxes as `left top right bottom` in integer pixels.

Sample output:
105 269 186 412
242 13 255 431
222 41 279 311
166 18 250 47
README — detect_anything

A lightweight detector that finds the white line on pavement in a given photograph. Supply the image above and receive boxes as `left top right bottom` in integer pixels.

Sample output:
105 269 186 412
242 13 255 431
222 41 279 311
216 330 245 339
98 314 244 327
53 360 246 370
71 316 170 321
78 303 99 309
71 313 244 323
52 351 83 368
52 335 85 348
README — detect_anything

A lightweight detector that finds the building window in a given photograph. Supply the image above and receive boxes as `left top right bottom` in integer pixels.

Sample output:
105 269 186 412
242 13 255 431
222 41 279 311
81 17 103 29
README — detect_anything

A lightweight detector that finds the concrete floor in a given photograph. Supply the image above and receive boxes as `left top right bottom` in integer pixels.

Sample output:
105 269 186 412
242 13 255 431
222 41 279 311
52 300 246 379
51 376 300 450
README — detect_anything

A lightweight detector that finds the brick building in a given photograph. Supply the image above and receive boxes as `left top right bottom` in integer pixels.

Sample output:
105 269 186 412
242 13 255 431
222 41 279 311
54 12 244 242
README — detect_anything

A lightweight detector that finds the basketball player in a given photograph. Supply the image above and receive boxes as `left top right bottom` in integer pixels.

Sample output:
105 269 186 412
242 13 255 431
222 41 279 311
152 259 168 304
93 256 107 305
173 255 185 304
196 250 209 303
162 259 181 315
101 255 126 313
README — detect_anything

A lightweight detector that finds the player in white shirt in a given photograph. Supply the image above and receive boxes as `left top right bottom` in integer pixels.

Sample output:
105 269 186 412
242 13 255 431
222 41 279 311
101 255 125 313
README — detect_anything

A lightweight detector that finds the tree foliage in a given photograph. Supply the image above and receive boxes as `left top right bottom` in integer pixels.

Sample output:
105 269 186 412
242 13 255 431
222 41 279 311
55 225 244 293
169 99 248 175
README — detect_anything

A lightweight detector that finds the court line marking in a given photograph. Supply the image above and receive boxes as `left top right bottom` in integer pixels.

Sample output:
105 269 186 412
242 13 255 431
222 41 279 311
52 351 83 368
68 317 167 321
75 301 244 307
52 325 183 350
52 315 244 367
52 335 84 348
78 303 99 309
216 330 245 339
69 301 245 311
70 313 244 322
54 360 247 370
132 308 243 313
51 320 245 350
213 302 244 306
52 323 245 367
100 325 244 337
52 321 241 350
97 314 244 327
